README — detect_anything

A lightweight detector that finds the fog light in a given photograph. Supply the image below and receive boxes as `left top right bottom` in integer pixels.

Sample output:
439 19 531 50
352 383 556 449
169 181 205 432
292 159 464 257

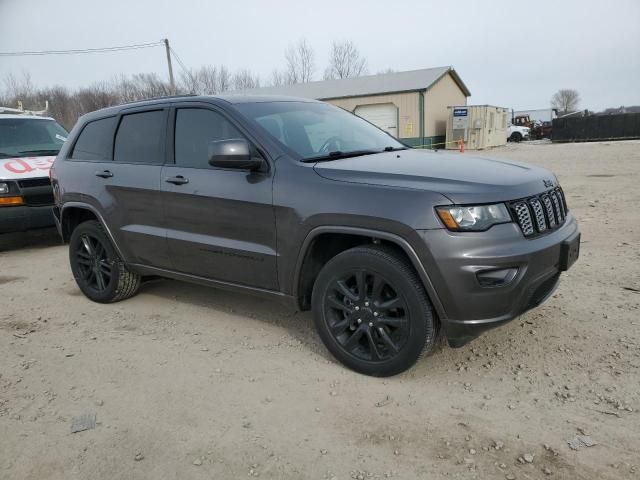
0 183 8 194
476 268 518 287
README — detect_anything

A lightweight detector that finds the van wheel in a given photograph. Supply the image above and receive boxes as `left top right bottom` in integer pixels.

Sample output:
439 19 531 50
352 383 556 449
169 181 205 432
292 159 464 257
311 245 438 376
69 220 141 303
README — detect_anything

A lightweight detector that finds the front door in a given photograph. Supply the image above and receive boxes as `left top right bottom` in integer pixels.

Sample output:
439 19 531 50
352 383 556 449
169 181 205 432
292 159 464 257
161 105 278 290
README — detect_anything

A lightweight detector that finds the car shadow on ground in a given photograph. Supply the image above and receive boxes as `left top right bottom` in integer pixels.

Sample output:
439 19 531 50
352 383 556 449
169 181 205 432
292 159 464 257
139 278 332 360
0 227 60 253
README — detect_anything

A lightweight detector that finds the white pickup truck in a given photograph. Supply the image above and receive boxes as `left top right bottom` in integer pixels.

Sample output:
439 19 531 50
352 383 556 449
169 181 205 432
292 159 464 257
507 123 530 142
0 114 68 233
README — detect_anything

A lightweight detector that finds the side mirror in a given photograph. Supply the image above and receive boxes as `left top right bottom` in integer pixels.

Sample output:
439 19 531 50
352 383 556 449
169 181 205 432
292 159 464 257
208 138 263 170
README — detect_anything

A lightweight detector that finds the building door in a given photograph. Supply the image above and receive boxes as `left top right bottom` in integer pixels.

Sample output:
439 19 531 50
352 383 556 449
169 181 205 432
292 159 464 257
354 103 398 137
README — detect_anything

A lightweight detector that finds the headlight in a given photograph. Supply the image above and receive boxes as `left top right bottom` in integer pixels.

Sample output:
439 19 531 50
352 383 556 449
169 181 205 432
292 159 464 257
436 204 512 231
0 183 8 195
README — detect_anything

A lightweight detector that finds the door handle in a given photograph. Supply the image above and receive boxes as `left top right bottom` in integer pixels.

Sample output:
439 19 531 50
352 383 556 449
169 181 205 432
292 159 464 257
165 175 189 185
95 170 113 178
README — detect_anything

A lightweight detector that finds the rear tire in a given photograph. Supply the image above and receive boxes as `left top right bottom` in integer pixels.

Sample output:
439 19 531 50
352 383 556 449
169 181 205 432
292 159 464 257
311 245 438 376
69 220 141 303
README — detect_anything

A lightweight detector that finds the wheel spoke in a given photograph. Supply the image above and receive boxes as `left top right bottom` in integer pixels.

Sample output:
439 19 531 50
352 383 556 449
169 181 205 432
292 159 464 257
329 318 350 335
335 280 358 302
365 329 383 360
98 260 112 275
76 257 92 266
81 236 94 256
378 296 402 311
95 270 106 290
326 295 353 314
377 316 408 327
355 271 366 300
343 324 365 351
371 275 385 303
377 327 400 353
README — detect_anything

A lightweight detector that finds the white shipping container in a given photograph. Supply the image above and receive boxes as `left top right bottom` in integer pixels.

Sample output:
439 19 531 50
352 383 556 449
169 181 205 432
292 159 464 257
446 105 508 150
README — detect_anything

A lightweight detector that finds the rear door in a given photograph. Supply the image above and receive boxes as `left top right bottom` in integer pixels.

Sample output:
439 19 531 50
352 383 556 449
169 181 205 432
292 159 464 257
104 108 171 268
161 103 278 290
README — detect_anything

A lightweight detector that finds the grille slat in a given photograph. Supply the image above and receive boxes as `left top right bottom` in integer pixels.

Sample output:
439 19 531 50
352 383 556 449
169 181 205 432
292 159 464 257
510 187 568 237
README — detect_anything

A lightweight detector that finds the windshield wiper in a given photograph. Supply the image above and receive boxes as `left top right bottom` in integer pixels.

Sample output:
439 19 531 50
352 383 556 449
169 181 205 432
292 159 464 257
302 149 380 163
0 152 14 158
383 146 409 152
17 149 60 157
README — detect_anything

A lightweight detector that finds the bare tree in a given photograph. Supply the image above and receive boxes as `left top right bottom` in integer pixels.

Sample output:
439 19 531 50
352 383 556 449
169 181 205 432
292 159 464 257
376 68 395 75
232 69 260 90
179 65 233 94
324 40 367 80
269 69 289 87
551 89 580 114
285 39 315 84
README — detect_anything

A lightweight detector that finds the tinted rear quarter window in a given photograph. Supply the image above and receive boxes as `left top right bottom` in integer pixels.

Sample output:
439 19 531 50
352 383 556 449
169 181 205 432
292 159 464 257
70 117 116 161
174 108 244 168
114 110 165 164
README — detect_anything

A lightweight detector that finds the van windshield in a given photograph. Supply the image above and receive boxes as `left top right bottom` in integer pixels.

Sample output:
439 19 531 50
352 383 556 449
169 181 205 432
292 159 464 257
235 101 406 161
0 118 68 158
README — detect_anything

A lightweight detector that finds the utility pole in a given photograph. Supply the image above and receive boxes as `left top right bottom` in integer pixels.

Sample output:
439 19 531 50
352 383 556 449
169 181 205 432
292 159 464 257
163 38 175 94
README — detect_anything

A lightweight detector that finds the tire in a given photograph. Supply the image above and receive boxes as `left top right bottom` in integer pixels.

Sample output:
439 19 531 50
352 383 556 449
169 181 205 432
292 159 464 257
311 245 438 376
69 220 141 303
510 132 522 143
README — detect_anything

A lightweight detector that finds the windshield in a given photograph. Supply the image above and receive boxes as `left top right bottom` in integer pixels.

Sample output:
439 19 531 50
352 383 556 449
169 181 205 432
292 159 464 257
0 118 68 158
235 101 406 160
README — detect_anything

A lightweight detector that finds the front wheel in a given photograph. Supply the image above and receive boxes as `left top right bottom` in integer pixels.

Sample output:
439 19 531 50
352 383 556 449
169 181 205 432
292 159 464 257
311 245 438 376
69 220 141 303
509 132 522 142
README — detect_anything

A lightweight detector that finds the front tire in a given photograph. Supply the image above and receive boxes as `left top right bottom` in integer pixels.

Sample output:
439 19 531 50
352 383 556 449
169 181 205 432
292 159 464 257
69 220 141 303
311 245 438 376
509 132 522 142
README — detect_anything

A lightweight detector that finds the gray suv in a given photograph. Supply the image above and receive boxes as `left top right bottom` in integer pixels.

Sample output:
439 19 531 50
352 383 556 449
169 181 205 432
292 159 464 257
51 95 580 376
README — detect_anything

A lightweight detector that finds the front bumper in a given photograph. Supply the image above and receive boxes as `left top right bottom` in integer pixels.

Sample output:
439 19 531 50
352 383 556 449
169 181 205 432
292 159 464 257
418 214 580 347
0 205 56 234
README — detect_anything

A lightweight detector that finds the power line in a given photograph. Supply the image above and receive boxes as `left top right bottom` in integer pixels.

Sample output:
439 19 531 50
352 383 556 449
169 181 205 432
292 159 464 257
0 41 164 57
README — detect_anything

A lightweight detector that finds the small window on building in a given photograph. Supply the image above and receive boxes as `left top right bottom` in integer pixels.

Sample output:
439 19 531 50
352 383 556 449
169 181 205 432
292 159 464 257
71 117 117 160
114 110 165 164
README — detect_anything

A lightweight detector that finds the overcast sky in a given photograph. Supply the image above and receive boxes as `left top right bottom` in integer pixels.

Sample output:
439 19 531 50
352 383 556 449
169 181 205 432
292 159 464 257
1 0 639 111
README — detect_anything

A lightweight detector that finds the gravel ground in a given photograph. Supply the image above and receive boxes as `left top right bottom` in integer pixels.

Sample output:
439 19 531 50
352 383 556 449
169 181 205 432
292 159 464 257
1 141 639 480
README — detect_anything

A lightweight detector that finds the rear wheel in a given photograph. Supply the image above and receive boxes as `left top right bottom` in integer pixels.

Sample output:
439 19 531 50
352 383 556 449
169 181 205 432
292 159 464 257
311 245 438 376
69 220 141 303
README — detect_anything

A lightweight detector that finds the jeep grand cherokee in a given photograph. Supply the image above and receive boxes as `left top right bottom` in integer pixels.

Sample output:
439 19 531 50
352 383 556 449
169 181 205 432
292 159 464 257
51 95 580 376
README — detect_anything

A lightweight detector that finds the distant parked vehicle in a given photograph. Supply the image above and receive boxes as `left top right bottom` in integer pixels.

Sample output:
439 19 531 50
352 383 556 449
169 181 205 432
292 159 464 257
507 123 530 142
0 113 68 233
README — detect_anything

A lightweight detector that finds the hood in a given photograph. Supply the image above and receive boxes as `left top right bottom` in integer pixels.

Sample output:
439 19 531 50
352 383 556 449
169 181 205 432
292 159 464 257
0 156 55 181
313 149 556 204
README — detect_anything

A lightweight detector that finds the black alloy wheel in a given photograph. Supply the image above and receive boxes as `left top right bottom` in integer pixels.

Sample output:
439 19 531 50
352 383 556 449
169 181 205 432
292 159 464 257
325 269 410 362
312 245 437 376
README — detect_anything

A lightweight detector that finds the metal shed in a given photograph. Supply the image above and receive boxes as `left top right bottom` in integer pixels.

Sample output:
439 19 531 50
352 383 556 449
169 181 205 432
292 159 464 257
240 67 471 148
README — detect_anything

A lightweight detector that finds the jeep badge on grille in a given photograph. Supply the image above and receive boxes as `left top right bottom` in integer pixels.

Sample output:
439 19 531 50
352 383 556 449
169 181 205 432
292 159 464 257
543 179 555 188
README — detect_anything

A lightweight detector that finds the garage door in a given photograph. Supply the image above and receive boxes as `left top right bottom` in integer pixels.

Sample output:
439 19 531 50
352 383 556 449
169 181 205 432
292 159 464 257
354 103 398 137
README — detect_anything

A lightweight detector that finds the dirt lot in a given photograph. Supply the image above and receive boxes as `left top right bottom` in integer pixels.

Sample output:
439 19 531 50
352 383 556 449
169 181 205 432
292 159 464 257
1 141 639 480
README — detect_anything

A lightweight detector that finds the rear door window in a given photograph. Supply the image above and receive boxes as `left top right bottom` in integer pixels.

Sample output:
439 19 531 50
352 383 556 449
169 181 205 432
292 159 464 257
174 108 245 168
114 110 165 164
70 117 116 161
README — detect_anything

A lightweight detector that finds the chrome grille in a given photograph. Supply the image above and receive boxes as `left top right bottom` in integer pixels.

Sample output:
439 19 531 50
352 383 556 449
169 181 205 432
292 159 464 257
542 194 556 227
513 202 534 236
510 187 569 237
529 198 547 233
